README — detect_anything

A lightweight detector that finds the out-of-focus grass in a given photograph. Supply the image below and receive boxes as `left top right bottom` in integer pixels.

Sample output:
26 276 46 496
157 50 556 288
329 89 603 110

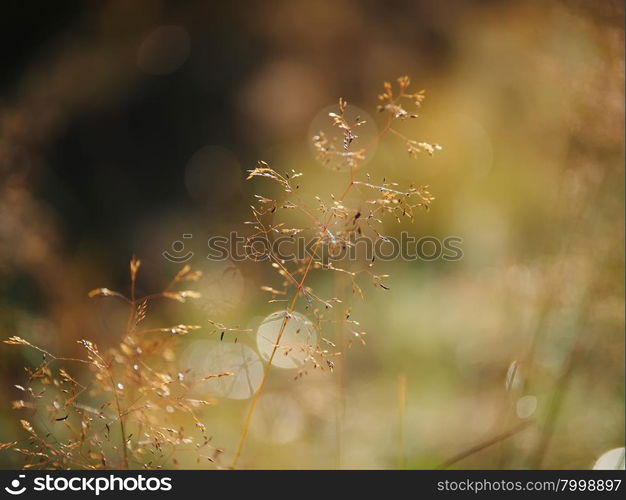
0 0 623 469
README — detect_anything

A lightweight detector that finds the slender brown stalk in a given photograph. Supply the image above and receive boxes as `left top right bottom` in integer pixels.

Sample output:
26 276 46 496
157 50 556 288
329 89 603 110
435 420 533 470
334 275 349 469
398 373 407 469
108 371 129 468
230 116 394 469
231 211 340 468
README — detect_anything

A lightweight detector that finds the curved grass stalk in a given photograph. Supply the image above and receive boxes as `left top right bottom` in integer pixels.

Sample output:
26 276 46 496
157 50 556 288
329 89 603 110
230 115 394 469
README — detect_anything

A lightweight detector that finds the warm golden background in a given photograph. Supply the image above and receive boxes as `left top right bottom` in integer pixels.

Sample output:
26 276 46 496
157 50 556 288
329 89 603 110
0 0 623 469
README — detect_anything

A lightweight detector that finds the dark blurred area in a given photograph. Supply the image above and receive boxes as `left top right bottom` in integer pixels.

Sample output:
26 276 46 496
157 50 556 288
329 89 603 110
0 0 623 469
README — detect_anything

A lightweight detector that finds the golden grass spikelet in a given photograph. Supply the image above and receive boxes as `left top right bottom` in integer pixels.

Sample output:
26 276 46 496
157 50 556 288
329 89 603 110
20 419 35 434
4 336 32 346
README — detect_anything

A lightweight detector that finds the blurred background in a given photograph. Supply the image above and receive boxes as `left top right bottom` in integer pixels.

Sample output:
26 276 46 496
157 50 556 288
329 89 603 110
0 0 623 469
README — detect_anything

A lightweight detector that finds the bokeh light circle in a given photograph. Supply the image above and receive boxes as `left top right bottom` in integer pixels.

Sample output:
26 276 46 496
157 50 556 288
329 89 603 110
256 311 317 369
515 395 537 419
593 447 625 470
